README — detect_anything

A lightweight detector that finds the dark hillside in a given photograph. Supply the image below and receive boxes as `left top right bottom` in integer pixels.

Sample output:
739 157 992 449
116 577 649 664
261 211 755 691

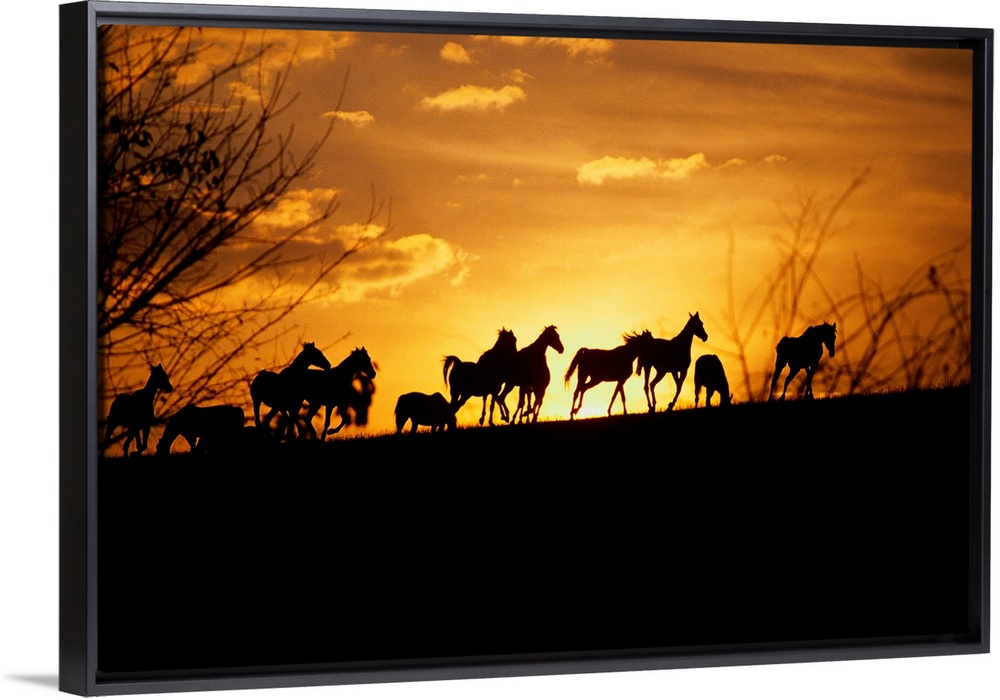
97 386 974 677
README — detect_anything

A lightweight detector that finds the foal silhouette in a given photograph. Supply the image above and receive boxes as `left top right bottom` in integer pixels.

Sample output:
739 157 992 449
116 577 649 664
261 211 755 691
564 332 646 419
768 322 838 401
102 363 173 456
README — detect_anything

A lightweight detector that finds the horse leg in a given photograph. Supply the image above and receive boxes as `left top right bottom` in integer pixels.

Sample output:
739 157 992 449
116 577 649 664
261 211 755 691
572 376 601 418
780 366 800 400
136 426 150 455
260 406 280 436
608 381 627 415
570 382 587 419
326 406 350 435
512 388 526 423
496 384 513 423
122 428 135 457
667 369 686 411
488 393 502 426
768 360 786 401
647 368 666 412
642 369 653 411
531 385 545 423
803 366 816 399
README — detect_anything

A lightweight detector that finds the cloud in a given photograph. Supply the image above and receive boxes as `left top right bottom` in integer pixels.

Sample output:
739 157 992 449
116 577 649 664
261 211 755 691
506 68 533 83
763 154 789 164
722 157 748 168
576 153 710 185
324 109 375 128
323 233 476 302
538 37 614 57
251 188 340 233
475 34 614 58
440 41 473 64
421 85 526 112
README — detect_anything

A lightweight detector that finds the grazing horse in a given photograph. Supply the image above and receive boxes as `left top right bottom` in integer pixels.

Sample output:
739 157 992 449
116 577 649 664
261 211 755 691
636 312 709 412
249 342 331 438
394 392 456 433
102 363 173 456
156 404 246 455
564 332 646 419
768 322 837 401
443 328 517 426
694 354 732 407
498 325 564 424
300 347 378 438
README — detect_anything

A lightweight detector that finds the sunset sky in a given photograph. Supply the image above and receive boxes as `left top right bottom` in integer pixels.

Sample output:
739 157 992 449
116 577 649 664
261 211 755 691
100 24 974 435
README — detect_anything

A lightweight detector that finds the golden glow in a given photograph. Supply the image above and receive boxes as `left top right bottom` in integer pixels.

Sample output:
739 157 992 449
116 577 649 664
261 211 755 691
100 26 975 439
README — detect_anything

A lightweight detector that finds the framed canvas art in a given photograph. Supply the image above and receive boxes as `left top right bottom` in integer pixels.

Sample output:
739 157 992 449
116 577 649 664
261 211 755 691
60 1 991 695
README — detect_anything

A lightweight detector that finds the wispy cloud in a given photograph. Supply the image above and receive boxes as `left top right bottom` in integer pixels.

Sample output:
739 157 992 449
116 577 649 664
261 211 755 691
315 233 476 303
324 109 375 128
576 153 710 185
421 85 526 112
763 154 789 164
251 188 340 232
507 68 533 84
440 41 473 64
474 34 614 58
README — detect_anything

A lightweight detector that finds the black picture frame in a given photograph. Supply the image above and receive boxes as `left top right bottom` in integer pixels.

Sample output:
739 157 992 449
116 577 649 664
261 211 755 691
60 1 992 696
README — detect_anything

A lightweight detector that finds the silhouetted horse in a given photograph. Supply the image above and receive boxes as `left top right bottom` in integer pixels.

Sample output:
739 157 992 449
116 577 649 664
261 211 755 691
564 332 646 419
250 342 331 438
156 404 246 455
694 354 732 407
499 325 564 424
102 363 173 456
443 328 517 426
394 391 456 433
636 312 708 412
300 347 377 438
768 322 837 401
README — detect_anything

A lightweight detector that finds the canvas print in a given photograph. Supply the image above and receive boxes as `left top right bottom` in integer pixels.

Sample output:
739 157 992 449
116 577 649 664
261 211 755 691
94 21 977 674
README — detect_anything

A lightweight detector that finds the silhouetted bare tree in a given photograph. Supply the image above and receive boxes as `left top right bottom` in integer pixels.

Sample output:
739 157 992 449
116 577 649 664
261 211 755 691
97 25 381 418
718 170 971 401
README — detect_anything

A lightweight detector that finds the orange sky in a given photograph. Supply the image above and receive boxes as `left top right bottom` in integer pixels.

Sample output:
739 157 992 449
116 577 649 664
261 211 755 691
100 25 975 436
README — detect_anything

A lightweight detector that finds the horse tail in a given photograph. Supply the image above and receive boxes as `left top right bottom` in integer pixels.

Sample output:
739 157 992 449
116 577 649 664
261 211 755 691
564 348 585 387
442 356 460 388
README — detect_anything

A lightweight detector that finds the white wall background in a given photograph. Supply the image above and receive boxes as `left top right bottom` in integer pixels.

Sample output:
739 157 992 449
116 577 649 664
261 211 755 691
1 1 995 698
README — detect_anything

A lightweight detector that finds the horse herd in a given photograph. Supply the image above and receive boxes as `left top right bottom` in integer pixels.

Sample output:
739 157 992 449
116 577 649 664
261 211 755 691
100 315 838 456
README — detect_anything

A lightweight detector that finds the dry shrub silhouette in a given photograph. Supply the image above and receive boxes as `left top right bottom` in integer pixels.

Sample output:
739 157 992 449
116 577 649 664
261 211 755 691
96 26 389 438
719 169 971 401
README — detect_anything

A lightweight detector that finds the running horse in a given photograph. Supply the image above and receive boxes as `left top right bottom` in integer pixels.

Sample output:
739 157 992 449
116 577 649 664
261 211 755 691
300 347 378 439
635 312 708 412
102 363 174 456
768 322 837 401
498 325 564 424
443 328 517 426
249 342 331 439
564 331 646 419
